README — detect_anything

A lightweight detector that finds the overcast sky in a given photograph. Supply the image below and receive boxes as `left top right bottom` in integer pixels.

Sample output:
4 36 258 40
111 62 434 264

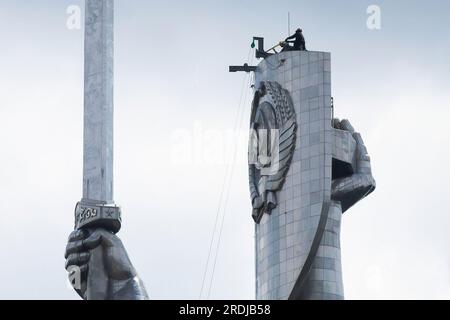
0 0 449 300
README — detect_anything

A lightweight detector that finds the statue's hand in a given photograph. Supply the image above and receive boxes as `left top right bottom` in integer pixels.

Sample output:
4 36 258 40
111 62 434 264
65 229 148 300
331 119 376 212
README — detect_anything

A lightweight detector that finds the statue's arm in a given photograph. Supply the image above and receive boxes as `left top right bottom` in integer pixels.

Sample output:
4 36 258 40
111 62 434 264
108 275 149 300
332 173 376 213
65 229 149 300
331 120 376 213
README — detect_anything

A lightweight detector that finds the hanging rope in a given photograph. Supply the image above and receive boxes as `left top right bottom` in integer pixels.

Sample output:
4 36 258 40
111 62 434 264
204 52 255 299
199 46 255 300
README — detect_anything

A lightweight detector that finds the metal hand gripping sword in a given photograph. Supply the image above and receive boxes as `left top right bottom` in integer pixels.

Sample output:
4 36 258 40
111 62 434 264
74 0 120 299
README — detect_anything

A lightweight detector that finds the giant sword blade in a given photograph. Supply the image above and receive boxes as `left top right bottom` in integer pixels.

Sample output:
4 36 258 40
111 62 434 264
75 0 121 234
75 0 121 300
74 0 121 300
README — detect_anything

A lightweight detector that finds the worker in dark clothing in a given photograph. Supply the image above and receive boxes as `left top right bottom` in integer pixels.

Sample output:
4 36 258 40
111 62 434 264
284 28 306 51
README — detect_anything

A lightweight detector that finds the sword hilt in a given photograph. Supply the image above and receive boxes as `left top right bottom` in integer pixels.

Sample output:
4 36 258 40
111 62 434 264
74 201 122 234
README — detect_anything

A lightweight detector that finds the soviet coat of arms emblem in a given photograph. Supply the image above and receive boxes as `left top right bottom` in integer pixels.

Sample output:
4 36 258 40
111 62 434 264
249 81 297 223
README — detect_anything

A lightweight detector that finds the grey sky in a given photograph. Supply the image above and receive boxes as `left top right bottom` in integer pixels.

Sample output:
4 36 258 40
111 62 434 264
0 0 449 299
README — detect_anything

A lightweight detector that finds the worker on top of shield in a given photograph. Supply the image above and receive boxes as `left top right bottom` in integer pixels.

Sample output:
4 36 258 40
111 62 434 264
282 28 307 51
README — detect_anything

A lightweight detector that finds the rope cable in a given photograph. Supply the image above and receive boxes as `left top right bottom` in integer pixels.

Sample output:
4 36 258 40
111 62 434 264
199 47 253 299
206 54 255 299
